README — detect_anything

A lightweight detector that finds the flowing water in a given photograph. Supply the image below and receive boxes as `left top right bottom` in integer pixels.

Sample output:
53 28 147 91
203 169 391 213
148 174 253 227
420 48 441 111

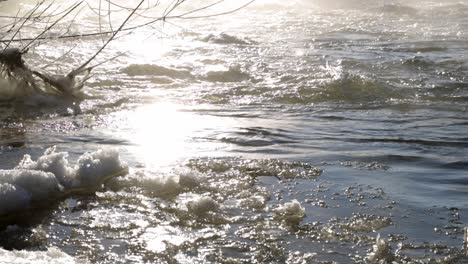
1 0 468 263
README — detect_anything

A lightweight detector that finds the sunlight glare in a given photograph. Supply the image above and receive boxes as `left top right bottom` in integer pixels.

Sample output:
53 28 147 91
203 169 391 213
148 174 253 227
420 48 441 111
124 102 232 168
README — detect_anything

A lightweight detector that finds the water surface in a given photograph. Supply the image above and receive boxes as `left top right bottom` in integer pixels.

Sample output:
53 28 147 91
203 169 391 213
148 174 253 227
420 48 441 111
1 0 468 263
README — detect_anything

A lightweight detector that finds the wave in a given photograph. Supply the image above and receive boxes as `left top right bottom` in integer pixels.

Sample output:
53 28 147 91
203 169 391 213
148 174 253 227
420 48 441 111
199 33 256 45
122 64 192 79
441 161 468 170
198 74 406 105
384 46 448 53
371 4 419 15
347 137 468 148
369 2 468 17
203 65 251 83
213 126 297 148
0 147 128 216
318 75 400 101
401 56 435 68
427 3 468 16
279 75 401 104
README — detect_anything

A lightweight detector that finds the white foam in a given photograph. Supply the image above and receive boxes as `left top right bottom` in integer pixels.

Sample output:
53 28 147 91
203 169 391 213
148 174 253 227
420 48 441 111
0 247 75 264
273 199 305 225
0 147 128 215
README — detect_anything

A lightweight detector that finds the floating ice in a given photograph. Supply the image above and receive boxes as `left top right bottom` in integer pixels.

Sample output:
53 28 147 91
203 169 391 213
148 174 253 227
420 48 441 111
140 174 182 198
0 183 31 215
0 247 75 264
16 148 74 188
178 172 201 190
0 170 61 199
200 33 255 45
122 64 192 79
240 195 267 210
366 234 394 264
340 214 392 232
0 147 128 215
186 195 219 216
204 65 251 83
115 171 201 199
15 146 128 189
273 199 305 226
75 148 128 187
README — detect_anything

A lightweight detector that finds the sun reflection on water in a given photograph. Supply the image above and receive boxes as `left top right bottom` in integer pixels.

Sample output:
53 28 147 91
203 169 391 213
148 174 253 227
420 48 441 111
123 102 233 168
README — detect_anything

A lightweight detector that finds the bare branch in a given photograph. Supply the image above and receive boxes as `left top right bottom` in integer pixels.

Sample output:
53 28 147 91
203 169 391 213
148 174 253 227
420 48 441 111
22 1 83 51
73 0 146 75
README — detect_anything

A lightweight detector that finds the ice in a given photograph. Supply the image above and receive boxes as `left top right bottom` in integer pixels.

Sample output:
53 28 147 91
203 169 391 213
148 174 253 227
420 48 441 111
178 172 201 189
115 170 201 198
16 147 128 189
366 234 394 264
75 148 128 187
0 170 61 200
0 183 31 215
16 147 75 188
186 196 219 216
0 247 75 264
240 195 267 210
141 175 182 198
0 147 128 216
273 199 306 226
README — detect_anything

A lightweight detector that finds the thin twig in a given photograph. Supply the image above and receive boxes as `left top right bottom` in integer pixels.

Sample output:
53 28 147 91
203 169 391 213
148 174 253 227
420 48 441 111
0 0 256 44
2 1 44 53
173 0 256 19
72 0 145 75
22 1 83 51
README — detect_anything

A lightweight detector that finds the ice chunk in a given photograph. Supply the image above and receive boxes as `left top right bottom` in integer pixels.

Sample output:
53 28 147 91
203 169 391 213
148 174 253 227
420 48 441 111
0 147 128 216
15 147 128 189
240 195 267 210
0 169 61 200
178 172 201 189
116 171 201 198
0 183 31 215
75 148 128 187
0 247 75 264
187 196 219 216
366 234 394 264
273 199 305 225
140 175 182 198
16 147 75 188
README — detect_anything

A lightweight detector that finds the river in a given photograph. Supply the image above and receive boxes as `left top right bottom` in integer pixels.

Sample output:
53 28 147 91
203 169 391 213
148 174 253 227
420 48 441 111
1 0 468 263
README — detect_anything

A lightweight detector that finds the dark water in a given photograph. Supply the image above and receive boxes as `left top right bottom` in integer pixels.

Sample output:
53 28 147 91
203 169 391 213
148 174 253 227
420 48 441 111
1 0 468 263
